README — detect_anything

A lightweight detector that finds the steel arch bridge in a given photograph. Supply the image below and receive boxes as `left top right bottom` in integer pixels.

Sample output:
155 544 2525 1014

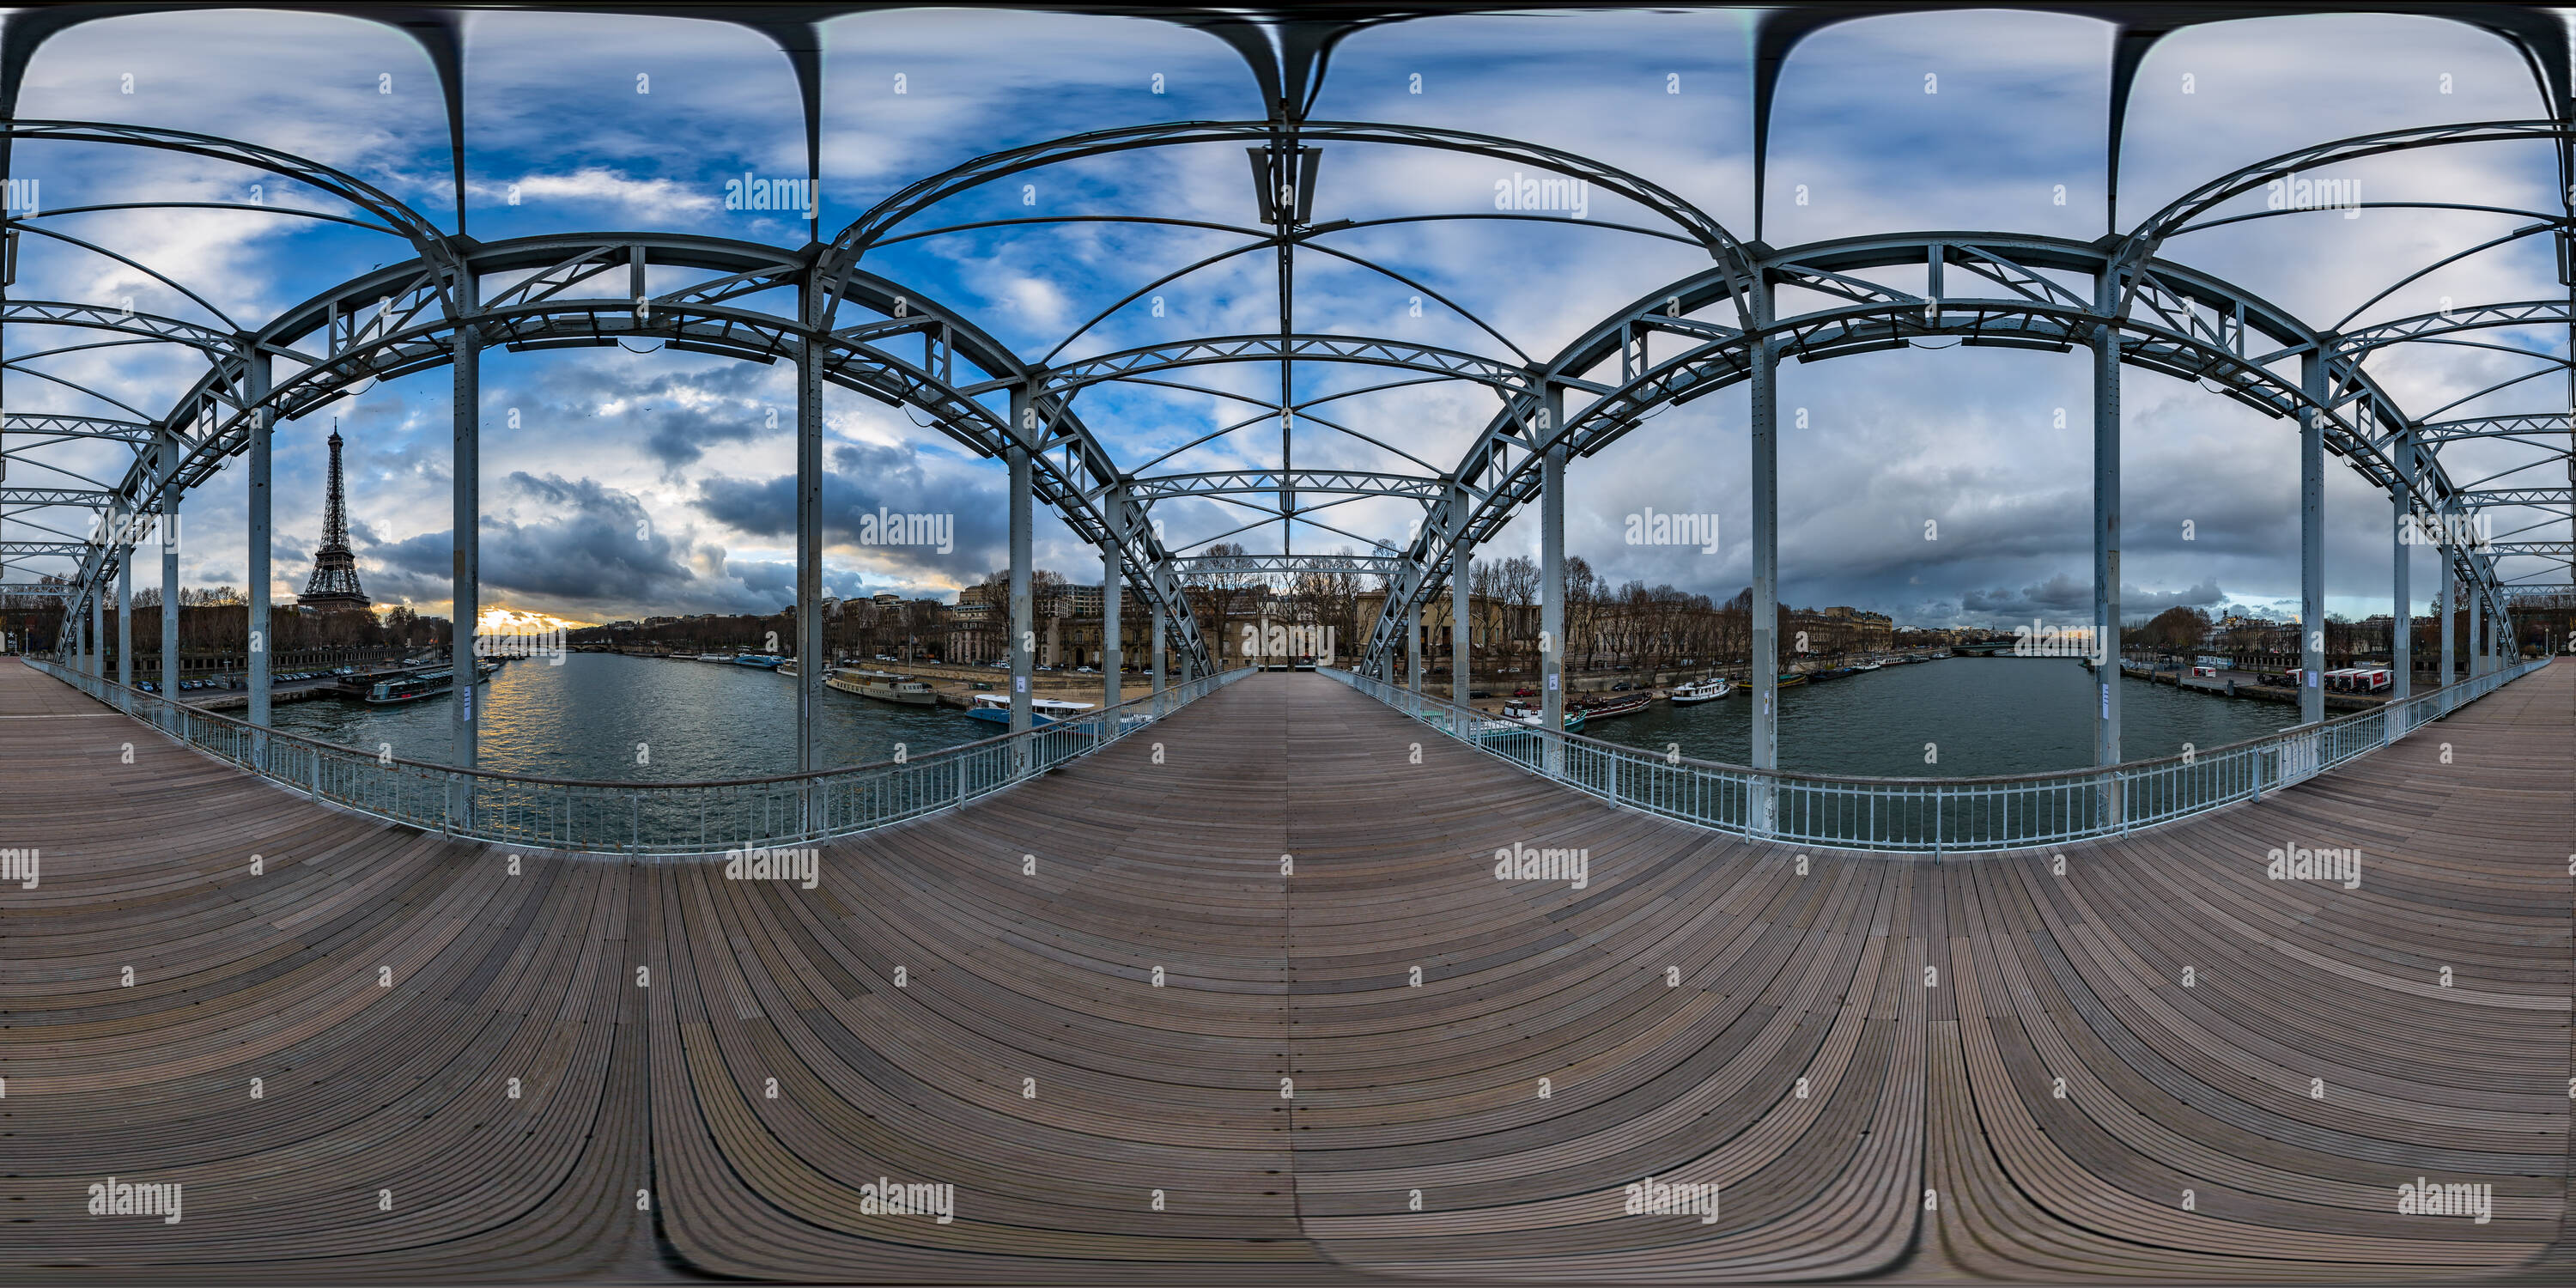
5 2 2568 788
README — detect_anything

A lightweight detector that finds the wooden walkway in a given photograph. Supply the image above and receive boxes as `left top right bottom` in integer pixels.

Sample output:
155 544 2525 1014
0 656 2567 1283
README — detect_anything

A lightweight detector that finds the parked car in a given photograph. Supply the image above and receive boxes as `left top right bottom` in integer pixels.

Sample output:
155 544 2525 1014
1611 681 1633 691
1511 686 1536 697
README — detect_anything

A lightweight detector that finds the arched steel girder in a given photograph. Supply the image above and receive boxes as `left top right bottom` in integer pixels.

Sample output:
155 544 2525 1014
2 120 462 290
1358 231 2524 665
2109 119 2575 315
815 118 1762 330
41 233 1216 670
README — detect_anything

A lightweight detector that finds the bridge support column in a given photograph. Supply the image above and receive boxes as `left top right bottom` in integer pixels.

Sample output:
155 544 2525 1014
1406 601 1421 696
1151 606 1165 699
1538 385 1565 775
1750 326 1779 832
247 349 272 750
1101 541 1121 709
1007 387 1034 748
160 449 179 722
2091 281 2122 802
1452 545 1471 702
452 310 481 773
116 549 131 690
2299 351 2325 727
796 297 824 776
89 589 102 678
2437 548 2454 707
2390 432 2411 709
2471 594 2485 676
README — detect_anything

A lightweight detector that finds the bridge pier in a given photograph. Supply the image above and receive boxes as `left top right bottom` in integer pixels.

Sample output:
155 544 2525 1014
247 349 271 748
1749 310 1779 831
1006 386 1034 749
1102 540 1121 708
1151 605 1164 700
2300 350 2325 726
1406 601 1420 695
452 301 480 773
159 441 179 721
1538 384 1564 775
88 586 101 678
2391 428 2411 707
2439 546 2454 708
2092 272 2123 785
797 287 826 775
1453 543 1471 700
115 546 130 690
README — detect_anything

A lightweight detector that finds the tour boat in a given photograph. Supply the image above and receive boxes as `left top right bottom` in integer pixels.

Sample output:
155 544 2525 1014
1855 660 1884 671
1775 671 1809 688
1500 699 1586 732
966 692 1097 726
1668 677 1733 704
1577 692 1651 721
361 661 496 704
732 653 787 669
827 667 938 706
694 652 730 663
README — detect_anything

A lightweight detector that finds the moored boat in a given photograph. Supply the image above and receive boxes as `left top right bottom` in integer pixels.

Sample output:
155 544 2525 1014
1500 698 1586 732
1668 677 1733 704
360 660 497 704
966 692 1097 726
694 652 730 663
1577 692 1650 720
826 666 939 705
1775 671 1809 688
732 653 787 669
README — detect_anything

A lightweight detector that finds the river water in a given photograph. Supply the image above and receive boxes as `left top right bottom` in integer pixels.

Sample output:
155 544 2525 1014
271 652 984 781
270 651 2295 782
1575 657 2296 777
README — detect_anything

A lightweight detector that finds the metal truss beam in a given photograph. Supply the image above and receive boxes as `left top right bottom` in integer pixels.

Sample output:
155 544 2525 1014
3 412 158 443
1170 553 1399 576
1123 469 1454 504
2458 489 2574 507
1005 334 1560 403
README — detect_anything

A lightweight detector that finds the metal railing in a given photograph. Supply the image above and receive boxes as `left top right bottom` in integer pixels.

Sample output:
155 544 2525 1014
27 658 1249 854
1327 658 2552 855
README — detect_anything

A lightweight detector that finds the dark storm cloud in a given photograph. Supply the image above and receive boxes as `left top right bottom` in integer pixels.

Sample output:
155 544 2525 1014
693 439 1006 577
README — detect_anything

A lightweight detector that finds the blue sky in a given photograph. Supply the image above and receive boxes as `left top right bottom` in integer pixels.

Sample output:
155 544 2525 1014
2 6 2566 629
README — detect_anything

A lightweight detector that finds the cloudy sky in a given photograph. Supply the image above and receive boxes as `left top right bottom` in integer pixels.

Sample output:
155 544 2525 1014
2 6 2567 629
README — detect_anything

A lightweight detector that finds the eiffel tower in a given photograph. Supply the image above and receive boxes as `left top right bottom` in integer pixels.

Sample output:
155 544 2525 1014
298 423 372 613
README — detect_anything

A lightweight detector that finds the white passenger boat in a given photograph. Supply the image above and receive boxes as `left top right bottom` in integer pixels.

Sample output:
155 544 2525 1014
826 667 938 705
1668 677 1733 705
967 692 1097 726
